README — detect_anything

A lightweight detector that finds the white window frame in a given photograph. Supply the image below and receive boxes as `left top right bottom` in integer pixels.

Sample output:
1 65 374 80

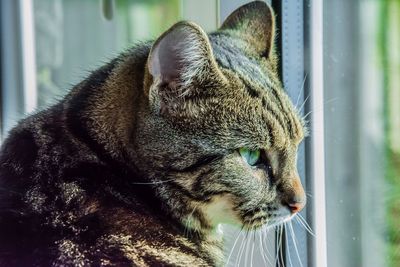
1 0 35 137
306 0 327 266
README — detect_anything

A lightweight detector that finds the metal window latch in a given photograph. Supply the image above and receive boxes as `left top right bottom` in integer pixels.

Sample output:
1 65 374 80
101 0 114 21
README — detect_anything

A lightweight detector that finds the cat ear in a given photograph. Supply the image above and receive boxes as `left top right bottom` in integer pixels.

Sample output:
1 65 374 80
148 21 223 96
219 1 275 58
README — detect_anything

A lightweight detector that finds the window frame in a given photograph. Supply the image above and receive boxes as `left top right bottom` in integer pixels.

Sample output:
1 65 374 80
1 0 26 137
273 0 328 266
304 0 327 266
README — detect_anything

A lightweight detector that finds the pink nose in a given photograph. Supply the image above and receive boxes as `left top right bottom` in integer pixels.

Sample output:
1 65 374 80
287 201 305 214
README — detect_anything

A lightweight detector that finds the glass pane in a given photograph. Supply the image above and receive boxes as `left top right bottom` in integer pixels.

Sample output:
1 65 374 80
324 0 400 266
33 0 181 108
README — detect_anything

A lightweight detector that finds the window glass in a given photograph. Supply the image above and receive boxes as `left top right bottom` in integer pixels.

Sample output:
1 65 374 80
33 0 181 108
324 0 400 266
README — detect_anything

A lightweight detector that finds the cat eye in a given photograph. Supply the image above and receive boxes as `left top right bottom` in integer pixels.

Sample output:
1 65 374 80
239 148 274 178
239 148 261 166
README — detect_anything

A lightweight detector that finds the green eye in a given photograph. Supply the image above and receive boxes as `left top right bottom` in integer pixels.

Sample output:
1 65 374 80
239 148 261 166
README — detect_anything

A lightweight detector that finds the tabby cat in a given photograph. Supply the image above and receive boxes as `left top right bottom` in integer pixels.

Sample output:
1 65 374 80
0 1 306 266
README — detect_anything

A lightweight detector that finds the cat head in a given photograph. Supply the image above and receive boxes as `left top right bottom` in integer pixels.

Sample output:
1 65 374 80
139 1 306 231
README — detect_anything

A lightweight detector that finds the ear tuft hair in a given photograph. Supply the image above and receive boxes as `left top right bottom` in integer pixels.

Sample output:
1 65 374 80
219 1 275 58
148 21 222 96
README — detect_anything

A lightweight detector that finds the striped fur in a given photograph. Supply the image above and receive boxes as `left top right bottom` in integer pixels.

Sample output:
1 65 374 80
0 1 306 266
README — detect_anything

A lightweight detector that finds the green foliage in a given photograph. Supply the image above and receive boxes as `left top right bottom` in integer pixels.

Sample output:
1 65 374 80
115 0 181 42
379 0 400 265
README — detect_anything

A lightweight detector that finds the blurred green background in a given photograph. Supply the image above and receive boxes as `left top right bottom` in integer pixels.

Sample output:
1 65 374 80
380 0 400 265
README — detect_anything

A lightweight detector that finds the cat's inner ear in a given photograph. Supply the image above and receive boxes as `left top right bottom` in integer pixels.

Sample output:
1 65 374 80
148 21 223 94
219 1 275 58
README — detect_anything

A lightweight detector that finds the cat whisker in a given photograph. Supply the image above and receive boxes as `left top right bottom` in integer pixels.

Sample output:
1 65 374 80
258 230 268 267
236 229 247 267
0 209 26 216
294 215 315 237
289 221 304 267
259 221 272 266
285 222 293 267
280 224 285 267
234 234 241 267
225 228 243 267
295 74 308 108
302 110 313 121
294 217 313 237
0 187 22 195
302 96 339 121
244 228 252 267
250 229 255 267
183 218 190 238
275 224 284 267
183 204 199 239
281 224 286 267
297 94 310 114
306 192 313 198
297 214 315 235
131 179 174 185
274 225 279 267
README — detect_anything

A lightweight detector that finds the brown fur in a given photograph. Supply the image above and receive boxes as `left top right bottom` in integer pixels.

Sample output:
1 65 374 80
0 2 306 266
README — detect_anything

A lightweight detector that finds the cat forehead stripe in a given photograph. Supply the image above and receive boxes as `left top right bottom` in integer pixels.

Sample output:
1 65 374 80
210 33 304 144
209 34 275 89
